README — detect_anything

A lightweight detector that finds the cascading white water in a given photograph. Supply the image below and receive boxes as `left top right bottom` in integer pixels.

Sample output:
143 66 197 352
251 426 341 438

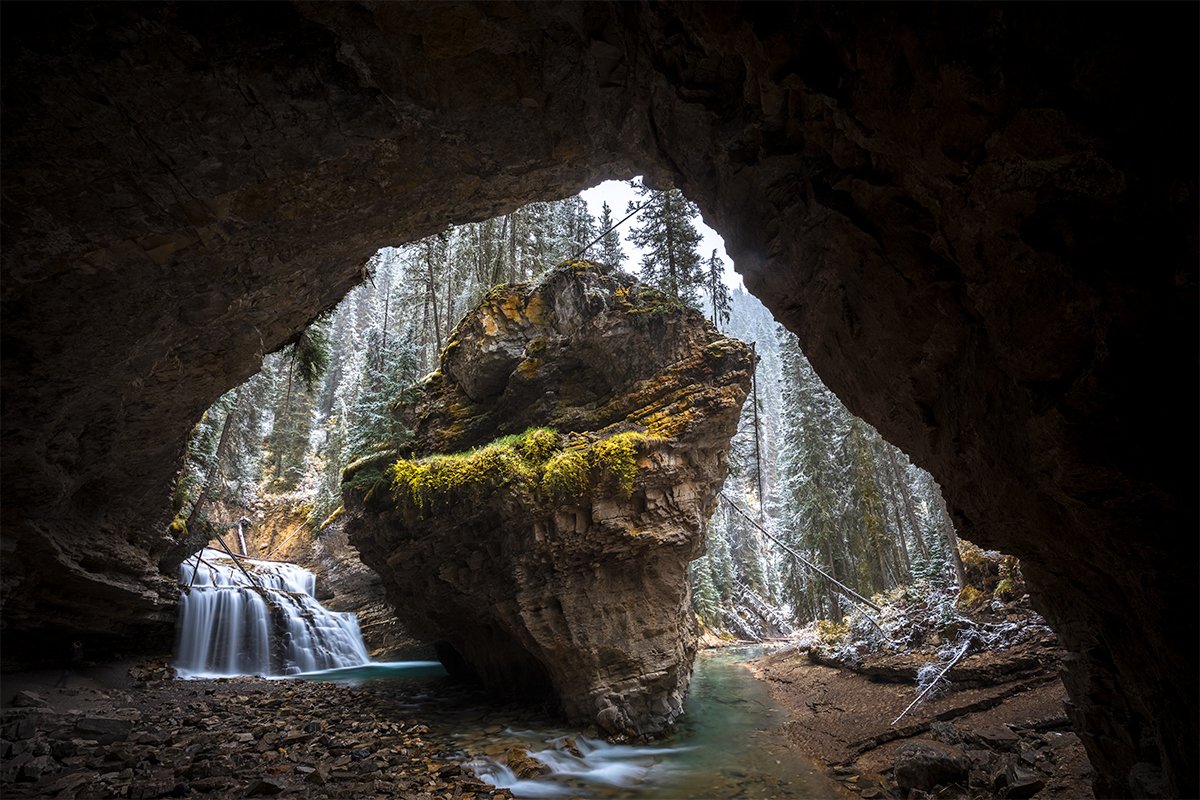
175 548 370 678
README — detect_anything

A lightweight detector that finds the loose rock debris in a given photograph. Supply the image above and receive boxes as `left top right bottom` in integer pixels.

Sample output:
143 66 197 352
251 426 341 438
0 663 512 799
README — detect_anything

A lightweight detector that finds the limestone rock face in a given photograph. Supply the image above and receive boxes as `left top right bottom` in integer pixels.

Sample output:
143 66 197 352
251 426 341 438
343 265 753 738
1 3 1195 794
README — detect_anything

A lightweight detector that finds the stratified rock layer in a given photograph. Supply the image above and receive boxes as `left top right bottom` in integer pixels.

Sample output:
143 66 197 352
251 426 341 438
2 3 1195 794
344 265 752 738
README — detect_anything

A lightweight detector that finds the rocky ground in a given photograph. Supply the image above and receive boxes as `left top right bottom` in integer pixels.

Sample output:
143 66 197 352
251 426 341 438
0 662 511 799
751 604 1094 800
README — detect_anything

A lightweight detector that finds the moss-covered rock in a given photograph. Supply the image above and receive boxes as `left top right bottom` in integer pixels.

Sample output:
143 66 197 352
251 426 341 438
385 427 652 517
343 261 753 739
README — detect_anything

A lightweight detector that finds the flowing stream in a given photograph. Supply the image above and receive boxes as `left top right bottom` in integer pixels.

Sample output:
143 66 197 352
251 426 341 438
301 647 840 799
174 548 370 678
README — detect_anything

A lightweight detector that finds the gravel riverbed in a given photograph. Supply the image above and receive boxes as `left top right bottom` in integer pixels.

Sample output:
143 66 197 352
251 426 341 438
0 661 512 799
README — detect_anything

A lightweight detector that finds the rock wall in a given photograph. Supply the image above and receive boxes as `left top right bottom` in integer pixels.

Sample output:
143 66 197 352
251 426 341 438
343 265 754 738
1 3 1194 794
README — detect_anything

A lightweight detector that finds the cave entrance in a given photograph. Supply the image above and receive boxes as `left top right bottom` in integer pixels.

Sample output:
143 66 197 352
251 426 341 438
3 3 1193 793
172 178 987 666
165 174 1058 797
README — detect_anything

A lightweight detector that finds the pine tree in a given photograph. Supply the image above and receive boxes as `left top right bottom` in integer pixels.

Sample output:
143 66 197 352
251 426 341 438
842 417 893 594
690 557 721 627
292 314 332 393
705 249 732 330
264 357 316 492
776 328 848 622
348 328 420 454
557 195 595 261
624 180 704 307
595 202 626 269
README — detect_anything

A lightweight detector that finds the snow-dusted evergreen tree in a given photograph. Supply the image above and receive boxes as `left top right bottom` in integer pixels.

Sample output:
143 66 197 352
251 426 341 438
841 417 901 594
263 311 333 492
705 249 732 330
624 180 703 307
690 557 721 627
556 195 595 261
689 290 793 638
775 328 850 622
595 202 626 269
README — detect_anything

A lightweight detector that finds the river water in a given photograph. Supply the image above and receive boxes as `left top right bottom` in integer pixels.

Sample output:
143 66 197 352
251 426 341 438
296 646 840 799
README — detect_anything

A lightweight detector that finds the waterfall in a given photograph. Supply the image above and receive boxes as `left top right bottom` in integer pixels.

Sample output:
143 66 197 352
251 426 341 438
175 548 370 678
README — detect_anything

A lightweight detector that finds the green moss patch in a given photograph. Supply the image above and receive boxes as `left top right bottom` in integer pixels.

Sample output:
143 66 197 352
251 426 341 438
541 450 590 505
587 431 645 494
389 427 654 517
613 284 688 316
342 449 400 502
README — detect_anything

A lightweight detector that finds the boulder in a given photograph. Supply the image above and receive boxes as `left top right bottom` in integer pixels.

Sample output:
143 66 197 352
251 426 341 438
975 724 1021 752
893 739 970 792
74 717 132 744
344 263 753 738
1005 762 1047 799
504 747 549 780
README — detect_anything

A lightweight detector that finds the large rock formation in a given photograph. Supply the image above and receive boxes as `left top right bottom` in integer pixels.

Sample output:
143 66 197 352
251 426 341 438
2 3 1195 794
343 264 753 738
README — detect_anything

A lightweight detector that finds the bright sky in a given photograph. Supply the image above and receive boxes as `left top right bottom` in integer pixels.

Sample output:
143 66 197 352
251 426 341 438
579 179 745 291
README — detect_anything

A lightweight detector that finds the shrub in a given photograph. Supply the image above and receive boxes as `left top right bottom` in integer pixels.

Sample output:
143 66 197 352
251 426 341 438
816 618 850 646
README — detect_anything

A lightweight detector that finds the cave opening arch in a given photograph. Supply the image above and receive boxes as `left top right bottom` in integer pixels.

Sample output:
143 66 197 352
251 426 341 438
1 2 1195 796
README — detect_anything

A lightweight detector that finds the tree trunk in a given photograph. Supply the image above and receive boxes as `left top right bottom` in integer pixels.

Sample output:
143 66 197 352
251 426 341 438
272 357 296 481
821 535 843 623
187 399 237 531
664 192 677 296
933 482 968 589
379 283 390 372
881 457 914 578
444 243 456 348
420 291 432 370
887 445 929 560
508 211 518 283
424 240 443 355
493 215 509 285
750 343 765 515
